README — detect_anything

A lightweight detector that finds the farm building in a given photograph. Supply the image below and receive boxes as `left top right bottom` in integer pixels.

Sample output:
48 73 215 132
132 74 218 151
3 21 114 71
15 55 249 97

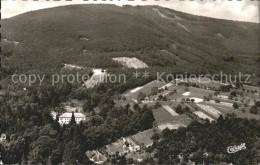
158 123 183 130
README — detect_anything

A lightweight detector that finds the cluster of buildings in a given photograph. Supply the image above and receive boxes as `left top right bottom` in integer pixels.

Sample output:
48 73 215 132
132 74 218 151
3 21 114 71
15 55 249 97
106 137 141 156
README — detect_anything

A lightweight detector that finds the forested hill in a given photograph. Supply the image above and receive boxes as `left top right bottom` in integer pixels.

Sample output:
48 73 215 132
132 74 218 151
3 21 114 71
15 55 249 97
1 4 259 76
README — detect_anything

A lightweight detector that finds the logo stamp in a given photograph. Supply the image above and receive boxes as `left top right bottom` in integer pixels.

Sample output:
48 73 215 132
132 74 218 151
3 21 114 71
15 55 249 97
227 143 246 154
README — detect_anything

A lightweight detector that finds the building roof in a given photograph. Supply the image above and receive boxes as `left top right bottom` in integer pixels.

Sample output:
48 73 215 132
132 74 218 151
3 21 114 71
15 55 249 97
59 112 85 118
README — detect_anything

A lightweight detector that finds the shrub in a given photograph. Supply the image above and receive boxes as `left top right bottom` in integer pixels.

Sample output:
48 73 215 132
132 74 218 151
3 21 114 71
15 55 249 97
249 105 258 114
154 102 161 109
176 105 183 114
233 102 239 109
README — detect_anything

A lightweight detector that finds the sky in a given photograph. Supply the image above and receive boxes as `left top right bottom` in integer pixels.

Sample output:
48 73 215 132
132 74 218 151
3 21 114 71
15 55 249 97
1 0 259 23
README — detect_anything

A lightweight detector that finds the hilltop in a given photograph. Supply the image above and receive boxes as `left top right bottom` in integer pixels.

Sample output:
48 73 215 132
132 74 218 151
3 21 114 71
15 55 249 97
1 4 259 83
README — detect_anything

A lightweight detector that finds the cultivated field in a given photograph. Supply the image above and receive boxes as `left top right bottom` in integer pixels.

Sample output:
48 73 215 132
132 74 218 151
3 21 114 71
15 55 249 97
210 104 260 120
129 129 154 147
153 107 176 124
106 140 125 155
243 85 260 91
193 111 214 122
153 107 192 126
197 104 222 118
187 87 215 98
162 105 179 116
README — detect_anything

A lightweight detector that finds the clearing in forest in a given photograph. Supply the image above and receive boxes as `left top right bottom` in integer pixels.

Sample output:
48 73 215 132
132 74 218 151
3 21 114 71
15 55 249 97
112 57 148 69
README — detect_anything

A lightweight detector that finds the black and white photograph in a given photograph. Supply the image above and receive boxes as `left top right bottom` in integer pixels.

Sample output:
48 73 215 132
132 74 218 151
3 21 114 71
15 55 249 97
0 0 260 164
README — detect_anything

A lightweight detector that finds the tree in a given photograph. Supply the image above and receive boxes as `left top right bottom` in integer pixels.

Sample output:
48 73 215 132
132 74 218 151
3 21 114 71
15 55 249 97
163 96 167 101
255 101 260 107
83 99 93 112
181 98 186 104
226 112 237 118
157 95 164 101
208 94 213 100
249 105 258 114
235 82 242 88
141 110 155 129
28 136 57 164
219 85 232 92
1 138 25 164
70 112 76 126
184 106 190 113
214 91 220 96
233 102 239 109
230 91 237 97
154 102 161 109
137 92 146 104
151 132 161 141
228 95 233 100
165 86 168 90
176 105 183 114
151 87 159 96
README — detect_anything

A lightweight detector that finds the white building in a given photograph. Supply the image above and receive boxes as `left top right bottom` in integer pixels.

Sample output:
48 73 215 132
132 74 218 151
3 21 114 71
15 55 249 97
58 112 86 125
0 134 6 142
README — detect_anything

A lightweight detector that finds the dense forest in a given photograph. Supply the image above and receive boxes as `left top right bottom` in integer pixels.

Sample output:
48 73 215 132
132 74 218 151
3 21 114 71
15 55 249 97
147 116 260 164
1 5 260 84
0 82 155 164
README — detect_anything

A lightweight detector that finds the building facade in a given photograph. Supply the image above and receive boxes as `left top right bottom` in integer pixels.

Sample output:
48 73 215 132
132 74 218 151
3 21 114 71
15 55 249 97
58 112 86 125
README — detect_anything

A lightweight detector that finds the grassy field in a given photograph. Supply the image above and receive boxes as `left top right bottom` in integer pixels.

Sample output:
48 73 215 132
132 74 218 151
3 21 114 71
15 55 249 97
162 105 179 116
129 129 154 147
197 103 222 118
193 111 214 122
210 104 259 120
243 85 260 91
153 107 192 126
187 87 215 98
106 140 125 155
